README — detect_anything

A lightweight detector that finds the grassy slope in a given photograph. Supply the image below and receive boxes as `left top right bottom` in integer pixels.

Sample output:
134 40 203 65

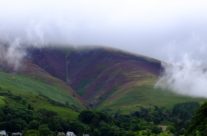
0 96 5 107
99 75 206 113
0 71 84 119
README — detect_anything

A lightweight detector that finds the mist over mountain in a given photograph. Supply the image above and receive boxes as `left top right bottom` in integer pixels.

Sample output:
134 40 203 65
1 0 207 99
1 1 207 136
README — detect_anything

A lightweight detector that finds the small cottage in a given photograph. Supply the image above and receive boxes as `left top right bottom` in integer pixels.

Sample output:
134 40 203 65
0 130 7 136
66 131 76 136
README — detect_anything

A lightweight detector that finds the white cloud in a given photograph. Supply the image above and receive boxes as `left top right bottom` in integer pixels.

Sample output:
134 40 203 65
156 54 207 98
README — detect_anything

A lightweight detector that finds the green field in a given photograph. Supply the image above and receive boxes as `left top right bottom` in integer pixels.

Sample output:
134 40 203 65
0 71 83 107
0 71 84 119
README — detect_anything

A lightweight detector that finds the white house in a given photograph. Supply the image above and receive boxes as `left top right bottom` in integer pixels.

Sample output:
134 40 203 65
0 130 7 136
66 131 76 136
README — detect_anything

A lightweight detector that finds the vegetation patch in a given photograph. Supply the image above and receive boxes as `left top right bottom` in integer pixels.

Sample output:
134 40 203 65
0 71 83 109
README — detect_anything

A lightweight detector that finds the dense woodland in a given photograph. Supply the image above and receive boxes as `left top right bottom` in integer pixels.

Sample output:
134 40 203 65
0 94 203 136
185 102 207 136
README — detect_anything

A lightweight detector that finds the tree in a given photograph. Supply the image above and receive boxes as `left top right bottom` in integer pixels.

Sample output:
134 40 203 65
79 110 95 124
186 102 207 136
24 129 39 136
28 120 39 130
38 124 53 136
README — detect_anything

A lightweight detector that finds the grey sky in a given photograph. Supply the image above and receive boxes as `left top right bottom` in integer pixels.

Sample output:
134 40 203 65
0 0 207 61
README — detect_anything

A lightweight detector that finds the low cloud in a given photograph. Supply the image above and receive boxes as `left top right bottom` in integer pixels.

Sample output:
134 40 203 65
156 54 207 98
0 40 26 70
155 34 207 98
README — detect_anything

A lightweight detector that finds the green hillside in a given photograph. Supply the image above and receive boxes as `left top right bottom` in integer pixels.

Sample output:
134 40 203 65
99 77 206 113
0 71 84 119
0 96 5 107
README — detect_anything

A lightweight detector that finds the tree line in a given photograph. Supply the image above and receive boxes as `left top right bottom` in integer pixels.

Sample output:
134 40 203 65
0 100 201 136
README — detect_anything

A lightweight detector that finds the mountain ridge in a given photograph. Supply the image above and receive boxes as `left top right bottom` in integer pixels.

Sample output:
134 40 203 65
27 47 162 106
0 46 205 114
23 46 205 113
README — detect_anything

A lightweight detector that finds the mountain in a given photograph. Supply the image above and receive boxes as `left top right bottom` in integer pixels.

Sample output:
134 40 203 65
27 47 205 113
0 45 205 136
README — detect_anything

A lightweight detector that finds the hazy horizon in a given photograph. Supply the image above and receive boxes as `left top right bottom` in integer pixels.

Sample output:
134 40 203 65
0 0 206 60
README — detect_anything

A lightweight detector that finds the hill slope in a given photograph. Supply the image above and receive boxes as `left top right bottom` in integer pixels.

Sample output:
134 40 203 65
28 47 206 113
0 57 85 119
